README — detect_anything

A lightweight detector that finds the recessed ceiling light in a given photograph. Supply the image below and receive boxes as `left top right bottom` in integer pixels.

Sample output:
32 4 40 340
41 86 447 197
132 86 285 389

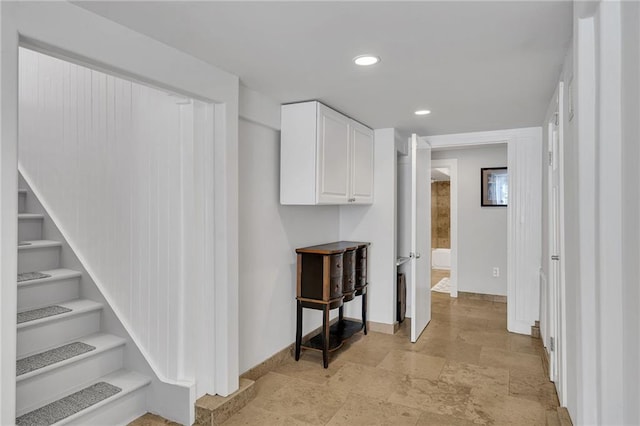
415 110 431 116
353 55 380 66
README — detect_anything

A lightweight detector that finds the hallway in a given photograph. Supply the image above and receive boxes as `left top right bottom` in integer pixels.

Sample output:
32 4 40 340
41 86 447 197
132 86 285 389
218 293 558 425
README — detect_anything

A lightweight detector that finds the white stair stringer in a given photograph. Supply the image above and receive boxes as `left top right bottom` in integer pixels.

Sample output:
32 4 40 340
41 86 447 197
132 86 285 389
16 333 126 416
17 268 81 311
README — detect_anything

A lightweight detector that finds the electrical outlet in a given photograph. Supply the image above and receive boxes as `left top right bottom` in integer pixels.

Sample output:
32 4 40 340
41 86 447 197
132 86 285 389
492 267 500 277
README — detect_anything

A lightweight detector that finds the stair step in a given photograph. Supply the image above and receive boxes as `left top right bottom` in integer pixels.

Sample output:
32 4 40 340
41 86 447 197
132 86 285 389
18 269 81 311
53 370 150 426
17 299 103 358
18 213 44 220
18 189 27 213
18 214 45 244
18 305 71 324
18 240 62 274
17 381 122 426
16 334 127 415
17 240 61 249
17 342 96 377
18 271 52 282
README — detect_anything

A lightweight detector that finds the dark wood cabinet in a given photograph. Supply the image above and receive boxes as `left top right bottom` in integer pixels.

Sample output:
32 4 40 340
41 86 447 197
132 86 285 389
295 241 370 368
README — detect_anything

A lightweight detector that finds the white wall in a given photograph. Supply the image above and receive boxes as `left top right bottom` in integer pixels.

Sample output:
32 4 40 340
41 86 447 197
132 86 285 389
550 1 640 424
237 87 340 373
620 3 640 423
339 128 397 325
432 145 508 296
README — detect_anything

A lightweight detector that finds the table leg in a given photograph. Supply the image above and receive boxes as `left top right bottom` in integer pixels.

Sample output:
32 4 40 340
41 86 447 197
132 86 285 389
362 291 368 335
295 300 302 361
322 305 330 368
339 305 344 322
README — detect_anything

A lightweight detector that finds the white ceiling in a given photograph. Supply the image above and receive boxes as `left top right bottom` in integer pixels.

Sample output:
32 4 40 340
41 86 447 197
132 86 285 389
74 1 572 136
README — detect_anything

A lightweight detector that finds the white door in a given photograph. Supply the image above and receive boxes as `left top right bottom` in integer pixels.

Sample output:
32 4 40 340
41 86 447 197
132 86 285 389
410 134 431 342
350 122 374 204
548 82 566 404
317 104 350 204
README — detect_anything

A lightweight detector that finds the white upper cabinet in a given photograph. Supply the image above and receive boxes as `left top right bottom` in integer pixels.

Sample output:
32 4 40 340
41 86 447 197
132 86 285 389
280 101 374 205
349 121 374 204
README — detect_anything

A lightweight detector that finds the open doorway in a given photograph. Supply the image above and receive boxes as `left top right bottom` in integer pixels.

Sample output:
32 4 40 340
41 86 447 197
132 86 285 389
430 166 451 295
429 159 458 301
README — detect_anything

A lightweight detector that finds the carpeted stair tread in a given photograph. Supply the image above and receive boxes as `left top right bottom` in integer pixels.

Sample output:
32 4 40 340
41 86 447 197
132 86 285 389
17 305 72 324
17 342 96 376
15 381 121 426
17 269 82 287
17 240 62 250
18 272 52 283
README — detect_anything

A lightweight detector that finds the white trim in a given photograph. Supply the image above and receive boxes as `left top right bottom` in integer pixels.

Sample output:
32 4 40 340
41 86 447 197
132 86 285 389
597 3 625 424
576 14 598 425
558 81 568 407
424 127 542 335
0 5 19 424
427 127 540 149
430 159 458 298
545 80 568 405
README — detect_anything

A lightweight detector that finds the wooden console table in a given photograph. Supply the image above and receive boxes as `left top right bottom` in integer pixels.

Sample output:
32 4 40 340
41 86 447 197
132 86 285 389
294 241 370 368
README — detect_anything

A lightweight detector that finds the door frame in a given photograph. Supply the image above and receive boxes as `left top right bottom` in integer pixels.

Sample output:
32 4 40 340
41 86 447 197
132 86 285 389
424 127 542 335
430 158 458 298
547 81 567 404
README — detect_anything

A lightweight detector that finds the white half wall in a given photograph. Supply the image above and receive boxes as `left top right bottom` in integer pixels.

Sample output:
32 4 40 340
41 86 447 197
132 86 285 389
339 128 397 325
237 88 340 373
19 48 191 383
432 145 508 296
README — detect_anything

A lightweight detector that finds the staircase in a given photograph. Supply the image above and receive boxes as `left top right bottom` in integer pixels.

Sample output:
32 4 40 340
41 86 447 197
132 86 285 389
15 188 150 425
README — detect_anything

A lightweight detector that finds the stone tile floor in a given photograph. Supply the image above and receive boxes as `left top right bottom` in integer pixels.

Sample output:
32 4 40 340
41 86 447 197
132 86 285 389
221 292 557 425
131 269 558 425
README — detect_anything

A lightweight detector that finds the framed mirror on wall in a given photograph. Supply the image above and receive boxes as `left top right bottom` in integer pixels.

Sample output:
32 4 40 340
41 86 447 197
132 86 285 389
481 167 508 207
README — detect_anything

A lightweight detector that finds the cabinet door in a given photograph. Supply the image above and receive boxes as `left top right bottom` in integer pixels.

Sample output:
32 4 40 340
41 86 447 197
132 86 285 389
316 105 350 204
350 122 374 204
